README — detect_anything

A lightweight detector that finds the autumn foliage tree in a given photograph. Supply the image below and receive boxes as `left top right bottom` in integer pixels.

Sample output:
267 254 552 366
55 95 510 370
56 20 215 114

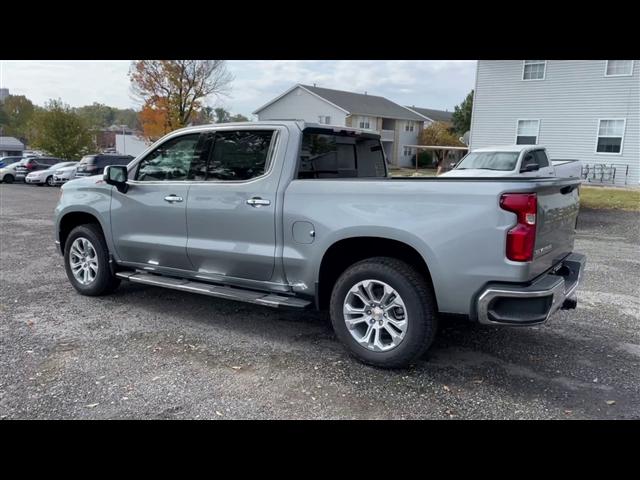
130 60 233 141
138 98 172 141
418 121 465 174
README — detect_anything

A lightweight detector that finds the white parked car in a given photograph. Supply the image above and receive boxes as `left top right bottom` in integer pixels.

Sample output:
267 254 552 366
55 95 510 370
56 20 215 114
0 162 21 184
441 145 582 179
25 162 78 186
52 164 79 186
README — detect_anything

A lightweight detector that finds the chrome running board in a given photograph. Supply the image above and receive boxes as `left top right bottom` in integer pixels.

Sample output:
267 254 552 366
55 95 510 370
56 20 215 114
116 271 311 309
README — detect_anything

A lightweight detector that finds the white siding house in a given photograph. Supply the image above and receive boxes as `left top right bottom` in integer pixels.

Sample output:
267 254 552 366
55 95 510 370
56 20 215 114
254 86 348 126
470 60 640 185
253 84 426 167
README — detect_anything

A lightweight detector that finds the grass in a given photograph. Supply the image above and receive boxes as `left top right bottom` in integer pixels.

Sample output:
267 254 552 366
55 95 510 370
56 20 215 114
580 186 640 211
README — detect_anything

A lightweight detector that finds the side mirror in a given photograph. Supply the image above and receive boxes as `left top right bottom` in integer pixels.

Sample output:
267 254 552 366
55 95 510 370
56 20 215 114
521 162 540 173
104 165 129 193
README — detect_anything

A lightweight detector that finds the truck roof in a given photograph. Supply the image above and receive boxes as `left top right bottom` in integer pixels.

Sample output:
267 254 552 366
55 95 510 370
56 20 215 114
170 120 377 136
472 145 546 153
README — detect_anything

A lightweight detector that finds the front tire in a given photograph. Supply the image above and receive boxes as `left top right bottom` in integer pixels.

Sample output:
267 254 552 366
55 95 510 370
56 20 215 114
329 257 437 368
63 224 120 296
46 176 54 186
3 174 14 184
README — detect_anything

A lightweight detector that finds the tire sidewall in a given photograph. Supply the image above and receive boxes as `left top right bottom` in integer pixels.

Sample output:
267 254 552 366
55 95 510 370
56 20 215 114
4 175 14 184
63 225 114 296
330 260 434 367
46 176 53 186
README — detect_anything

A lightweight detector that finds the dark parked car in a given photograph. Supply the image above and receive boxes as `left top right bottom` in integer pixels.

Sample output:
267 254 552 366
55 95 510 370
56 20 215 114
15 157 67 181
74 154 134 178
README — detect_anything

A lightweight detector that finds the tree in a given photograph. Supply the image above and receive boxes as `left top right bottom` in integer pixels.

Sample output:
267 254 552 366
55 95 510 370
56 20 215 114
229 113 249 122
418 121 465 175
113 108 140 130
74 102 115 130
29 99 94 159
214 107 230 123
451 90 473 135
129 60 233 132
1 95 35 139
138 99 171 141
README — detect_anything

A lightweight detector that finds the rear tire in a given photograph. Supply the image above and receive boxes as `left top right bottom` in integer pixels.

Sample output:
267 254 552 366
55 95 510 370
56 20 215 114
64 224 120 296
329 256 437 369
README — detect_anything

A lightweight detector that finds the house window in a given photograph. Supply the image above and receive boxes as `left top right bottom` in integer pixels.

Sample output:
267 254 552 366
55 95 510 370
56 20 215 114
522 60 546 80
596 119 626 154
318 116 331 124
403 147 413 157
359 116 371 129
516 120 539 145
605 60 633 76
405 121 415 132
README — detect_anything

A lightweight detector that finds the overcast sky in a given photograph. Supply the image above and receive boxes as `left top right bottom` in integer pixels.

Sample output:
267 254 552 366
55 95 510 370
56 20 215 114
0 60 476 117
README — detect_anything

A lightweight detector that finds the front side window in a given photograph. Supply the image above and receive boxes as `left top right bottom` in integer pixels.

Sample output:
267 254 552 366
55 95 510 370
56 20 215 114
532 149 550 168
516 120 539 144
605 60 633 76
523 60 546 80
136 133 203 181
596 119 626 154
298 130 386 179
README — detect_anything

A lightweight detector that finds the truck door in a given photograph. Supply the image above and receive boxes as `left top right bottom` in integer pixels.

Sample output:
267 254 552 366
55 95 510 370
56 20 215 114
520 150 552 177
185 127 281 282
532 149 555 177
110 132 206 271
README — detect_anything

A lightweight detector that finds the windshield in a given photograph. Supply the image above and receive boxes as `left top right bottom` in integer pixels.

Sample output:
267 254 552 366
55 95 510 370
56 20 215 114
455 151 520 171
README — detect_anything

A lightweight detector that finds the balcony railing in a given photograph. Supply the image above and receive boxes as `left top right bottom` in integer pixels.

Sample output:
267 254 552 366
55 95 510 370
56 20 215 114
379 129 395 141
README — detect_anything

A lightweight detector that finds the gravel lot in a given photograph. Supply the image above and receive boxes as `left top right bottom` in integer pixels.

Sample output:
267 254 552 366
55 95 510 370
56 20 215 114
1 183 639 419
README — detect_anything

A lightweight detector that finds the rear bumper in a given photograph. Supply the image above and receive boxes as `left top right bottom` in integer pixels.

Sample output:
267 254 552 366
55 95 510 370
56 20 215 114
476 253 586 326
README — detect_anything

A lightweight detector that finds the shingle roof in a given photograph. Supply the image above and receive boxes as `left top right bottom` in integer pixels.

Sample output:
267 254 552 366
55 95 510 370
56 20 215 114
0 136 25 150
299 85 424 121
406 107 453 123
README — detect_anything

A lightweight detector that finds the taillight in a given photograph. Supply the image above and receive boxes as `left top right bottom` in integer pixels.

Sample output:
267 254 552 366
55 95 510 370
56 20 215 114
500 193 537 262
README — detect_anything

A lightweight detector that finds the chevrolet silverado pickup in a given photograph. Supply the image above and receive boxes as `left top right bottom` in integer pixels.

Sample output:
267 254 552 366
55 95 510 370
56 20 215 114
54 121 585 368
441 145 583 179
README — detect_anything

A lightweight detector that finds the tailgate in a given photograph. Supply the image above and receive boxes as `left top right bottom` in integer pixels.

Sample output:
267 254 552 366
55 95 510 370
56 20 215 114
531 180 580 278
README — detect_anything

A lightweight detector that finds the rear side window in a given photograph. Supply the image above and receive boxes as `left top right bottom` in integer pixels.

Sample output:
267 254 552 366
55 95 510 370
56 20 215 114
205 130 274 181
79 156 96 165
298 130 386 179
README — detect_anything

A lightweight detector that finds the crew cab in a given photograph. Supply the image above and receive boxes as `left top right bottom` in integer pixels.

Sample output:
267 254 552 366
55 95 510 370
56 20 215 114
54 121 585 368
441 145 583 179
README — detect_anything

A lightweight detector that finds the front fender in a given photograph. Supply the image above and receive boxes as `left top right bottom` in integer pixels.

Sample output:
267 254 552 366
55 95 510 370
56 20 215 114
55 180 115 256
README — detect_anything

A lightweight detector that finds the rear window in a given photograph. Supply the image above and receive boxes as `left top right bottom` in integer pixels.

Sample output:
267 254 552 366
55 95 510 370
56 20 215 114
298 129 387 179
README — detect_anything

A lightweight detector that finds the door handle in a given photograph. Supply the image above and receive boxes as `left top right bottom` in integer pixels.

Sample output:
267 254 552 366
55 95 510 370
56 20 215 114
246 197 271 207
164 195 184 203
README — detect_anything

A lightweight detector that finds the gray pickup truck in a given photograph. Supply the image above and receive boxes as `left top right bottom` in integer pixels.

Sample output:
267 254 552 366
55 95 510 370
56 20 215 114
54 121 585 368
